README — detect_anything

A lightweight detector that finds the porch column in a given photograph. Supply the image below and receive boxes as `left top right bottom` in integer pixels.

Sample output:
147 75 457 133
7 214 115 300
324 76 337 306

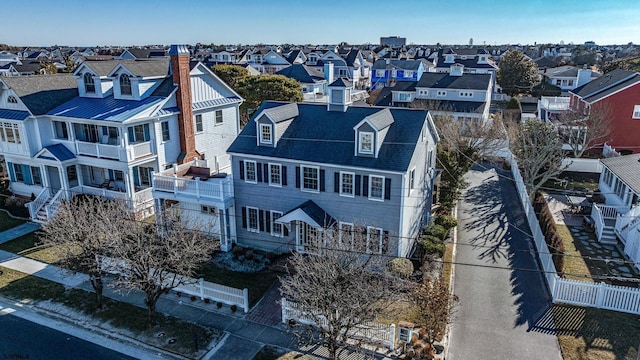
59 166 69 193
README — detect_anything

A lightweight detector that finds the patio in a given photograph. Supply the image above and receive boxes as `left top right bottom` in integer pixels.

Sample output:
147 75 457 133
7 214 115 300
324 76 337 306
544 193 638 283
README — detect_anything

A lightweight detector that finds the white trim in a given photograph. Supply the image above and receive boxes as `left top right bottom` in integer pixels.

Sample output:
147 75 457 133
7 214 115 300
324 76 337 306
246 206 259 233
359 131 374 155
369 175 385 201
300 164 320 193
576 78 640 104
633 105 640 119
268 162 282 187
339 222 354 248
366 226 383 254
244 160 257 184
408 167 416 195
260 123 273 144
271 210 283 237
339 171 355 197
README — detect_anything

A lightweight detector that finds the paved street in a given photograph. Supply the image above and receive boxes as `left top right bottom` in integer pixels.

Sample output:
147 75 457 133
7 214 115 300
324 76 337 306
448 163 562 360
0 311 135 360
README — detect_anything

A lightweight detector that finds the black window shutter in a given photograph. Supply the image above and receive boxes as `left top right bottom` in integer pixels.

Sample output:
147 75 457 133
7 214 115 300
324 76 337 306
382 230 390 254
320 169 326 192
334 172 340 193
283 225 289 236
259 210 264 232
256 162 263 182
362 175 369 197
241 207 247 228
295 166 300 188
282 166 288 186
265 211 271 233
355 175 361 196
239 161 245 180
263 163 269 183
385 178 392 200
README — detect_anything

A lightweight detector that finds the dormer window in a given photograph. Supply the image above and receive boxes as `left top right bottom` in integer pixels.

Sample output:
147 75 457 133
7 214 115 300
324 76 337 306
7 95 17 104
83 73 95 93
120 74 132 95
260 124 272 144
359 132 374 154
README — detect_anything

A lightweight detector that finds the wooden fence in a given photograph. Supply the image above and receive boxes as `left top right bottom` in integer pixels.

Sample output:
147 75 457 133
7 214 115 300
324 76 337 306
281 297 396 351
508 154 640 316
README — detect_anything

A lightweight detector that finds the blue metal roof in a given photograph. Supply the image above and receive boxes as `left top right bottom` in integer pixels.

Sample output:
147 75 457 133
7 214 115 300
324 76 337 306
156 107 179 116
37 144 76 162
47 96 165 122
192 97 241 111
0 109 30 121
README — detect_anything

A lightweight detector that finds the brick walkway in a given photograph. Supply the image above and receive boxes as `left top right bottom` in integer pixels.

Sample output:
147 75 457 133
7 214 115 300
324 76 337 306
245 280 283 327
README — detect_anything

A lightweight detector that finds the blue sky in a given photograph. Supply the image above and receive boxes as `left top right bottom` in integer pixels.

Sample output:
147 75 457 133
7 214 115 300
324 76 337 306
3 0 639 46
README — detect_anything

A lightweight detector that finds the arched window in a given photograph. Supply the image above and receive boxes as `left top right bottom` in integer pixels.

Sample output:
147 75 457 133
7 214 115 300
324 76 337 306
120 74 132 96
7 95 17 104
83 73 95 94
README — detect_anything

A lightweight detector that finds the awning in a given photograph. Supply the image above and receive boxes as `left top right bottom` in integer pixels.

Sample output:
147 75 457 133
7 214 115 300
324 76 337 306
276 200 336 228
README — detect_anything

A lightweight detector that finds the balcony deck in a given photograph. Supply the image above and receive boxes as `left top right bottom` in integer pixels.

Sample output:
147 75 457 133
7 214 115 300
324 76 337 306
152 160 233 204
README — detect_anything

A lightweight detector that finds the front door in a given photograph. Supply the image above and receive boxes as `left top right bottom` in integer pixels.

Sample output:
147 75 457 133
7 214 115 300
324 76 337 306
46 166 61 191
296 221 321 254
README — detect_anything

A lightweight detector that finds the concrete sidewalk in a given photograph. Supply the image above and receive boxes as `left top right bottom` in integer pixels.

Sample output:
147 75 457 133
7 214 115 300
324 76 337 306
0 222 40 244
0 248 298 359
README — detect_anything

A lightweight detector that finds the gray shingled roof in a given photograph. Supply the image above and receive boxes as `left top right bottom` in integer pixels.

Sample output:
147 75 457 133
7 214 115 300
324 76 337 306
372 59 424 71
1 74 78 115
80 58 169 78
263 103 299 123
276 64 324 84
329 78 352 87
570 69 638 99
416 72 491 90
228 101 430 172
365 108 394 130
601 154 640 193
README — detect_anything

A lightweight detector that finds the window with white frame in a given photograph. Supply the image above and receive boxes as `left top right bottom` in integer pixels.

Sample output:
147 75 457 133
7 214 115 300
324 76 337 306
269 163 281 186
418 90 428 96
247 207 259 232
340 222 354 248
244 160 257 183
260 124 272 144
603 168 613 188
340 172 354 196
370 175 384 200
161 121 170 142
139 167 152 186
459 91 473 98
398 93 410 101
359 132 373 154
83 73 95 93
201 205 217 214
633 105 640 119
7 95 17 104
195 114 203 133
367 226 383 254
409 168 415 192
31 166 41 186
53 121 68 140
405 70 414 78
271 211 283 237
120 74 132 95
1 123 20 144
437 90 447 97
215 110 223 125
13 164 23 182
391 70 397 77
302 165 319 192
376 70 386 77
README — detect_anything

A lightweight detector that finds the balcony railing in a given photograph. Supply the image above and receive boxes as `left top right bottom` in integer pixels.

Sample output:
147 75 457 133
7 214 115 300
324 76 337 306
539 96 570 111
70 185 129 202
153 174 233 202
73 140 155 162
129 141 154 160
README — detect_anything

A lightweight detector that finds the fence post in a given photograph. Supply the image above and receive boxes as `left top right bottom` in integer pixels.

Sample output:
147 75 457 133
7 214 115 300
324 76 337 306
389 324 396 351
243 288 249 313
281 297 287 324
596 281 606 307
199 278 205 300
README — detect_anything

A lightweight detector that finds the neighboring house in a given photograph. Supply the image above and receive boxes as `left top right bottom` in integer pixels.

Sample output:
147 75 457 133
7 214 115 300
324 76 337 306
569 69 640 154
227 79 439 257
381 64 493 122
0 51 20 67
371 59 430 89
276 64 328 101
433 48 498 91
0 45 243 248
117 48 168 60
592 154 640 269
541 65 599 94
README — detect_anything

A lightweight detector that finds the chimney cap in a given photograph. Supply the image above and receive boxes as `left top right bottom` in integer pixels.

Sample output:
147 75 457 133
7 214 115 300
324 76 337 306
169 45 189 56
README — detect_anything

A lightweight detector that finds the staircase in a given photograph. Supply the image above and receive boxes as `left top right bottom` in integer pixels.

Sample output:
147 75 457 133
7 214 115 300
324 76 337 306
600 219 618 244
28 189 64 224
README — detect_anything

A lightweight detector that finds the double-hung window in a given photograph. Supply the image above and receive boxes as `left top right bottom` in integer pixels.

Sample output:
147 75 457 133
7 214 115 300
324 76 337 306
269 163 281 186
409 169 415 192
260 124 272 144
339 222 354 249
370 175 384 200
359 132 373 154
120 74 132 96
340 172 354 196
161 121 170 141
301 165 319 192
31 166 41 186
215 110 223 125
271 211 283 237
244 161 257 183
13 164 23 182
367 226 383 254
633 105 640 119
195 114 203 133
247 207 259 232
53 121 68 140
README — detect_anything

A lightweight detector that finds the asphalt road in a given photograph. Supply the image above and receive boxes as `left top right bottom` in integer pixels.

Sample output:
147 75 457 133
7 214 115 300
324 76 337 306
447 163 562 360
0 312 135 360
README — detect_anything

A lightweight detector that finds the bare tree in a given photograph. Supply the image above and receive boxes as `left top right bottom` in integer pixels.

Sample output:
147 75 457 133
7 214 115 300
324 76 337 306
410 277 458 346
554 105 612 158
106 208 218 324
510 120 566 199
40 196 126 309
280 228 404 360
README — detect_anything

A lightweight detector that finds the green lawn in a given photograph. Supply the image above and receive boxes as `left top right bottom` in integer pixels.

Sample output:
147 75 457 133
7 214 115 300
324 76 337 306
196 263 278 307
553 304 639 360
0 266 219 357
556 225 594 282
0 232 61 264
0 211 25 232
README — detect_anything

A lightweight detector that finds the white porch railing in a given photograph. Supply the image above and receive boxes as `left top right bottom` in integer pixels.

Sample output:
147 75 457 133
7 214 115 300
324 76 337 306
539 96 570 111
133 187 153 206
26 187 50 219
44 189 64 220
591 204 605 241
70 185 129 201
615 205 640 243
75 141 123 160
153 174 233 201
128 141 154 160
281 298 396 351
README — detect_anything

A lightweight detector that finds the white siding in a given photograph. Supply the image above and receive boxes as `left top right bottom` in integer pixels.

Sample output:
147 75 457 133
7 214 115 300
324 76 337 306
194 105 239 172
155 114 181 168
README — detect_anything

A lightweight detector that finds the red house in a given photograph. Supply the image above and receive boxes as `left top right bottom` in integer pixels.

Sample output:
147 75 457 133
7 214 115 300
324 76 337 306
569 69 640 154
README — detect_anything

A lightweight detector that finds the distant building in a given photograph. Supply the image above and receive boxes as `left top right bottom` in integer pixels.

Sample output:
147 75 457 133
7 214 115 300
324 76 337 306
380 36 406 48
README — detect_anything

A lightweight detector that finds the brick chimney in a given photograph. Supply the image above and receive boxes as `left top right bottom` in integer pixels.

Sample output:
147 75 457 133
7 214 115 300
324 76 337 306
170 44 199 164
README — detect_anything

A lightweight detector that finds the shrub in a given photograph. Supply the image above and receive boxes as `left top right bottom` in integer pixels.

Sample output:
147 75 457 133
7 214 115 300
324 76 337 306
231 245 245 258
434 215 458 230
204 298 210 304
216 302 222 309
230 305 237 313
387 258 414 279
423 224 448 240
190 295 196 301
176 291 182 297
265 252 276 260
245 250 254 261
418 235 445 257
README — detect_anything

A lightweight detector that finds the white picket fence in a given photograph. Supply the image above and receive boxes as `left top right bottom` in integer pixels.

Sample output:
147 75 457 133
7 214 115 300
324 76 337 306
508 154 640 315
561 158 603 173
281 298 396 351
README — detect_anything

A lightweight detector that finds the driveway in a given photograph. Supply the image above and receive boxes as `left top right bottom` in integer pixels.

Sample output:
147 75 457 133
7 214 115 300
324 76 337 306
447 163 562 360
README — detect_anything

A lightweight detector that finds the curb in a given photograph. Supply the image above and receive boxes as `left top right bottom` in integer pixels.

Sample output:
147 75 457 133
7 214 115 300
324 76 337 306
442 203 459 360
